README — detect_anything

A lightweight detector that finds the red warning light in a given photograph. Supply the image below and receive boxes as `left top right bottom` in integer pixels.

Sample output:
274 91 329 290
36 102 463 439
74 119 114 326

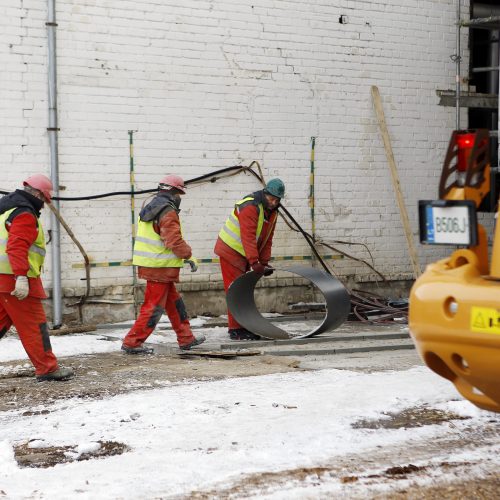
456 132 476 172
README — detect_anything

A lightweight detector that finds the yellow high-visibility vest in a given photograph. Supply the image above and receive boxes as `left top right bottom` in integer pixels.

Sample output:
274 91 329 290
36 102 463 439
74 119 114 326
0 208 46 277
218 195 264 257
132 218 184 268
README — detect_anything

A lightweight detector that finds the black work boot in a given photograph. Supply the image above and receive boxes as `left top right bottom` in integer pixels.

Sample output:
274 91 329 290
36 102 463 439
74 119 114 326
36 367 75 382
121 344 154 355
179 334 206 350
228 329 261 341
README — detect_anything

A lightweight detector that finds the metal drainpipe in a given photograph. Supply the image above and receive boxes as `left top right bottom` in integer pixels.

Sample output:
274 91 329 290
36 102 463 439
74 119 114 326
47 0 63 327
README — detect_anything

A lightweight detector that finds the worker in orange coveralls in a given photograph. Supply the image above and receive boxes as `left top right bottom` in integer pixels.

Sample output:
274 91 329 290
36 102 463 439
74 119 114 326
122 174 206 354
214 178 285 340
0 174 74 381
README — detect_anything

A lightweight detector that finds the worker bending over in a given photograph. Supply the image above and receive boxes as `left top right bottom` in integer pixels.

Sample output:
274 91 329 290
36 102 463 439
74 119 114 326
0 174 74 381
122 175 205 354
215 178 285 340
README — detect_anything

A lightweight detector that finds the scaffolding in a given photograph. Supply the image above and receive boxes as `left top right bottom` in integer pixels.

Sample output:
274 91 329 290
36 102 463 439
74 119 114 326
446 2 500 211
460 8 500 172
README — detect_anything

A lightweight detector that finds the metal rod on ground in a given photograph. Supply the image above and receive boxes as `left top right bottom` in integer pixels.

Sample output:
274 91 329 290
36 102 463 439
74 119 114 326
371 85 421 279
128 130 139 318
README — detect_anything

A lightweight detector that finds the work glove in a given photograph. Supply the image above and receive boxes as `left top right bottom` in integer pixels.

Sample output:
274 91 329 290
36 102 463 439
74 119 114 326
11 276 29 300
184 257 198 272
251 262 266 275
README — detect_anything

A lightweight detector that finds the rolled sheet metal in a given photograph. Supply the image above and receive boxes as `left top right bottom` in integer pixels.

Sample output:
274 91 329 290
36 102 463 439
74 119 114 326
227 266 350 339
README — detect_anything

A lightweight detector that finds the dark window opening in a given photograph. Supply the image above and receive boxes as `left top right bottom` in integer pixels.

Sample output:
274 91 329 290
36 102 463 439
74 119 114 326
468 1 500 211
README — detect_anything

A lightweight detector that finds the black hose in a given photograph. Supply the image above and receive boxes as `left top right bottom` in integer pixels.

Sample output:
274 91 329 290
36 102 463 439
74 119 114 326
0 165 248 200
2 163 402 322
278 205 332 275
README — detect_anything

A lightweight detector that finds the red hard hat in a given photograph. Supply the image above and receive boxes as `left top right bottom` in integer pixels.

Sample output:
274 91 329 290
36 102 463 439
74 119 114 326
158 174 186 194
23 174 54 202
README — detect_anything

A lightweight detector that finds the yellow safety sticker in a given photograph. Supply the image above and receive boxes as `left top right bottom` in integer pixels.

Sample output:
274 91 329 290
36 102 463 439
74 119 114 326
470 306 500 335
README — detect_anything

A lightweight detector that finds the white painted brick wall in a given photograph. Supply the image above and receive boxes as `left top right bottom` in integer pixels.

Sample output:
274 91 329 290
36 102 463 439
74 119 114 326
1 0 483 297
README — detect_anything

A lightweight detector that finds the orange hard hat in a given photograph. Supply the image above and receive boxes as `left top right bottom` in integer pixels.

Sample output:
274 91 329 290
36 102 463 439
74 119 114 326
23 174 54 202
158 174 186 194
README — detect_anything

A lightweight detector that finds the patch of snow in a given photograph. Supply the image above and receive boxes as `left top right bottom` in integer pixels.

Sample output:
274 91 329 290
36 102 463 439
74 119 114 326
27 440 47 449
0 440 17 474
76 442 101 455
0 335 122 363
0 367 497 499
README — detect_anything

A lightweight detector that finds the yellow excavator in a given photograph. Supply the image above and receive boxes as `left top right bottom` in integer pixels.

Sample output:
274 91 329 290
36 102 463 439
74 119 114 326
409 129 500 413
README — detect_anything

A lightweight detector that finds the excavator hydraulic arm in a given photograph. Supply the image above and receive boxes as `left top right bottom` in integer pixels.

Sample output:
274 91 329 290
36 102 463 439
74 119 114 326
409 129 500 413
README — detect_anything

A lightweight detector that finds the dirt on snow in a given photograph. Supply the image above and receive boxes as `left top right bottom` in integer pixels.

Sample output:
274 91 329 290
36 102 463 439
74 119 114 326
1 333 499 498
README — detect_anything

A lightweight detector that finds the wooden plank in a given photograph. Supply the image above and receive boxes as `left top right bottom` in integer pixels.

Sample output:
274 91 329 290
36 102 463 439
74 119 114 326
437 90 498 109
371 85 421 279
49 324 98 335
461 16 500 30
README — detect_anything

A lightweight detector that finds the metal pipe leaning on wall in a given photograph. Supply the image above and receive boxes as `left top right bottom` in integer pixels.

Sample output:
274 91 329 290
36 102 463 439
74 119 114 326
226 266 351 340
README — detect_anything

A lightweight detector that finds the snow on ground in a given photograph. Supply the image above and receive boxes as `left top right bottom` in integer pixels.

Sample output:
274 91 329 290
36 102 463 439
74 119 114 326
1 320 498 497
0 335 122 363
0 316 217 365
0 314 329 366
0 365 498 499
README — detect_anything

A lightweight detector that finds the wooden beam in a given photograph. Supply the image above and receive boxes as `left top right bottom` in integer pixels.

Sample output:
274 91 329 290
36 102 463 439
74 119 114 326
371 85 421 279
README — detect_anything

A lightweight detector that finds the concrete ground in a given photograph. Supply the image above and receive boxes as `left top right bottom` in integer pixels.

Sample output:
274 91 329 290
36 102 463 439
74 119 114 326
1 318 499 498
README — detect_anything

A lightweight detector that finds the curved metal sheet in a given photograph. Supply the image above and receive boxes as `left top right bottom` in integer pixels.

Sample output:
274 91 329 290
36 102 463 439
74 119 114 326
227 266 350 340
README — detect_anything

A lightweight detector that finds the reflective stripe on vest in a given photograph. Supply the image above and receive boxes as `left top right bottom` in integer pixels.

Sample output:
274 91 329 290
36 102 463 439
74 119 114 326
132 218 184 268
0 208 46 277
218 196 264 257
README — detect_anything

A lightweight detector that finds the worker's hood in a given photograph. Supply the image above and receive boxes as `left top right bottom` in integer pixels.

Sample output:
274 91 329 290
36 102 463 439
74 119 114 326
0 189 43 218
139 191 180 222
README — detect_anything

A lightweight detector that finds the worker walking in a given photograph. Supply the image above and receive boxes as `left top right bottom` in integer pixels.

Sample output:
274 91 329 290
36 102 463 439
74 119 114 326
122 175 205 354
0 174 74 381
215 178 285 340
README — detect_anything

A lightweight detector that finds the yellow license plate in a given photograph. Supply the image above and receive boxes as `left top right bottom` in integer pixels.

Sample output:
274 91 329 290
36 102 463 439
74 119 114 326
471 306 500 335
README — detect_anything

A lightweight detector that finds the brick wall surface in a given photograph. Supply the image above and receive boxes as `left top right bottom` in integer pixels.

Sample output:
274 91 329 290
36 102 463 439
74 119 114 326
1 0 481 299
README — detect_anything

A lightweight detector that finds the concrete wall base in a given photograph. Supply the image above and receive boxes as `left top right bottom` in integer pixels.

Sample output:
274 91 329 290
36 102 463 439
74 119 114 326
42 279 414 327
